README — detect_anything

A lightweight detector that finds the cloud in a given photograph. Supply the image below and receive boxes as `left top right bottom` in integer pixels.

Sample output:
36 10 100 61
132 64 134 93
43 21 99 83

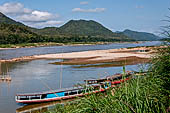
80 1 89 5
0 2 62 28
27 20 64 28
72 8 106 13
18 11 59 22
0 2 32 15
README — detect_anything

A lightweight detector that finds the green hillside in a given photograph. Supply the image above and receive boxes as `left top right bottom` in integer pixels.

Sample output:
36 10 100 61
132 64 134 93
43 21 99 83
32 20 132 41
0 23 45 44
31 27 60 36
0 12 134 45
57 20 114 36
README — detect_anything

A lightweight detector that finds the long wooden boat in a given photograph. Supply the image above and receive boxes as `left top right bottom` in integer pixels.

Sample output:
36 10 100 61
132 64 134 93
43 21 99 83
15 83 111 104
84 71 132 84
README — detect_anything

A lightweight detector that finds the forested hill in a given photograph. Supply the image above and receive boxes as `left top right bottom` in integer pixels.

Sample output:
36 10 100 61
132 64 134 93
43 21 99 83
121 29 160 41
0 12 135 44
0 23 45 44
31 20 132 41
57 20 114 36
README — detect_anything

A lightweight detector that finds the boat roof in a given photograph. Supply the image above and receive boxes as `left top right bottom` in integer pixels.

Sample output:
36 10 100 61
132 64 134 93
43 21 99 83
84 72 132 82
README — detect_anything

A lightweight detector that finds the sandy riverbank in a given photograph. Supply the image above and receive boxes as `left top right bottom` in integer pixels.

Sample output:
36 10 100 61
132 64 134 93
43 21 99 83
0 46 155 63
0 48 14 50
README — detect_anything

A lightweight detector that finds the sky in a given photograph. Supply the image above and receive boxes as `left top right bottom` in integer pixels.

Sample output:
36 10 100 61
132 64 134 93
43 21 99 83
0 0 170 34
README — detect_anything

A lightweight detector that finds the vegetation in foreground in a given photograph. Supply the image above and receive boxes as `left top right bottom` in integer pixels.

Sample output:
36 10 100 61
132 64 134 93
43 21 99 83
45 45 170 113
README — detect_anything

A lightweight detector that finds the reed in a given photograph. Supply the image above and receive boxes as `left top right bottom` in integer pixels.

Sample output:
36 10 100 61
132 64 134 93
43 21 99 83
45 73 166 113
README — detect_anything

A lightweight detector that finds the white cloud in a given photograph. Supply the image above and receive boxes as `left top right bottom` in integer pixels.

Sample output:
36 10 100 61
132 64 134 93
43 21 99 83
0 2 62 28
80 1 89 5
27 20 64 28
72 8 106 13
18 11 59 22
0 2 32 15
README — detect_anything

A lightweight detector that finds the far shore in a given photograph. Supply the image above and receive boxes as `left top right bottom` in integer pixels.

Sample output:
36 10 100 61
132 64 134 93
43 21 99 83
0 46 157 64
0 41 145 50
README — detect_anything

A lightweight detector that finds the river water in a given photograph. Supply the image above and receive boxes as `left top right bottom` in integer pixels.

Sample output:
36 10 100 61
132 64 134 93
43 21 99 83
0 41 162 113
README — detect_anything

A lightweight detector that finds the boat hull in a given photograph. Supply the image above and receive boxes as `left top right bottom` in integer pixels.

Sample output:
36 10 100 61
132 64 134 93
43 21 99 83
16 89 106 104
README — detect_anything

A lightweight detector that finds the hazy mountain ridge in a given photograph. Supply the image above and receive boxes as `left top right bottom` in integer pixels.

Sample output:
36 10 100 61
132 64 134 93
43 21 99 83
121 29 160 41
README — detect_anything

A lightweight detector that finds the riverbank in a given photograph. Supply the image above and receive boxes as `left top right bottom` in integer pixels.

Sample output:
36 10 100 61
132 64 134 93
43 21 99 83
0 46 156 64
0 41 145 50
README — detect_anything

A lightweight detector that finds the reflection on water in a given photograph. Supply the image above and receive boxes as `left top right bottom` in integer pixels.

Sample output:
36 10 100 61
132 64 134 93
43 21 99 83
0 42 161 113
0 63 12 84
16 99 75 113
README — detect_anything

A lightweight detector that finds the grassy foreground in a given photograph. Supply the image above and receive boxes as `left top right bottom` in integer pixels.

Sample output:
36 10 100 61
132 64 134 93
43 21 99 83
45 45 170 113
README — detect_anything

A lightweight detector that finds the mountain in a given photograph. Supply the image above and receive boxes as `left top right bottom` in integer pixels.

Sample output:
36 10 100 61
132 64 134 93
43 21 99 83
0 12 134 44
121 29 160 41
33 20 114 36
57 20 114 36
0 23 46 44
0 12 24 26
32 20 132 41
0 12 45 44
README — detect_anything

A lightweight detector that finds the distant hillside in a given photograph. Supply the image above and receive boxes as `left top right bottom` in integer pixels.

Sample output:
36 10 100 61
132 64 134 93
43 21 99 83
57 20 114 36
31 27 60 36
0 12 134 44
0 12 24 26
122 29 160 41
0 23 46 44
32 20 132 41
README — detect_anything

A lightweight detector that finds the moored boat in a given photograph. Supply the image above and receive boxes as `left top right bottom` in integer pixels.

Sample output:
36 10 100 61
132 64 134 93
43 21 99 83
15 82 111 104
84 71 132 84
16 71 132 104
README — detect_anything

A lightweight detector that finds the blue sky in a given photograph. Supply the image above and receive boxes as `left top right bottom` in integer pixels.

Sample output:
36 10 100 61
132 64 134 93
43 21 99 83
0 0 170 34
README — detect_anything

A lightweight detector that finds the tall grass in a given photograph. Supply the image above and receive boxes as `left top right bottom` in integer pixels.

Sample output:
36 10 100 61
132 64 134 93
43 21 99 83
46 74 166 113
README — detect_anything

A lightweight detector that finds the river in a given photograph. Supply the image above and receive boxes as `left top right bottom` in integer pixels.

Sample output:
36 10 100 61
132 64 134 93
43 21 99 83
0 41 162 113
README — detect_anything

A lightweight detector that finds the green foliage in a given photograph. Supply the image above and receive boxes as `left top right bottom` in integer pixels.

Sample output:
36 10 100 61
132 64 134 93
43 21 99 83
150 45 170 107
46 75 167 113
0 23 47 44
